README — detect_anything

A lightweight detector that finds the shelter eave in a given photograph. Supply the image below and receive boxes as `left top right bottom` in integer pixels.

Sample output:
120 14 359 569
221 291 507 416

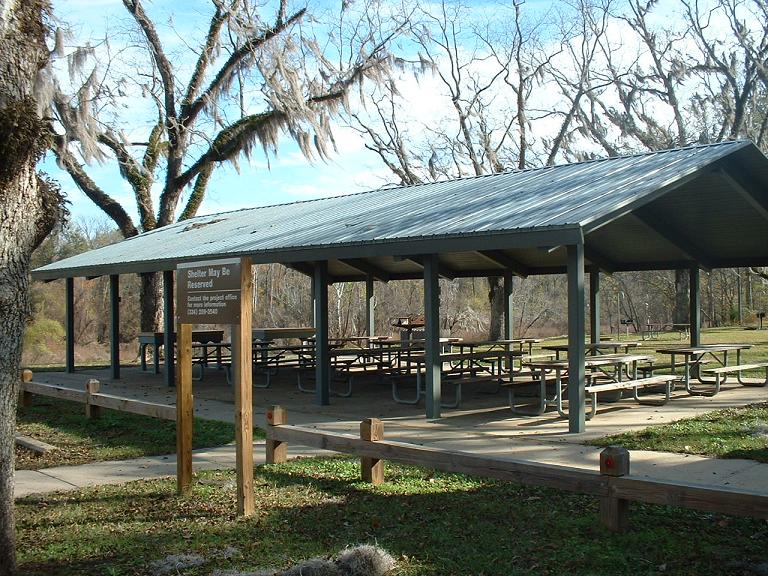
31 225 585 281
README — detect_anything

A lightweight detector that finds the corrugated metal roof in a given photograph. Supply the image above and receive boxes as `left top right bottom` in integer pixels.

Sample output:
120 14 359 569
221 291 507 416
33 139 764 279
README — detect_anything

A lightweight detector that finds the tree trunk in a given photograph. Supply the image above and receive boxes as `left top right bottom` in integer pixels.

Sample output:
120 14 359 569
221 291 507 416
0 3 60 574
140 272 163 332
673 269 689 324
487 276 504 340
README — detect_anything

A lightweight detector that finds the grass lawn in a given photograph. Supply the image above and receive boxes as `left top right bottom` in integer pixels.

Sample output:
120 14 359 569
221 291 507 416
15 397 258 469
16 457 768 576
591 402 768 463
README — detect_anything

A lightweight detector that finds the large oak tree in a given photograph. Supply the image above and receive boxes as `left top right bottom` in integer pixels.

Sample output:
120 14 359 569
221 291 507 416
0 1 66 573
51 0 401 330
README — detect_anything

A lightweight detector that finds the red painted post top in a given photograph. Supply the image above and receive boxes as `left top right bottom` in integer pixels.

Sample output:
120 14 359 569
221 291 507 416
600 446 630 477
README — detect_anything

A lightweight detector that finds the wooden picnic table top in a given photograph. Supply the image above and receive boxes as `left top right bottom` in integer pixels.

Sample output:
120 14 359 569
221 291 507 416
543 341 640 351
401 350 518 363
656 343 753 354
525 353 652 370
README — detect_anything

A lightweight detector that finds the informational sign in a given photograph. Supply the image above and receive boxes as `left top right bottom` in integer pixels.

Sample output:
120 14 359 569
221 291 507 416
177 258 241 324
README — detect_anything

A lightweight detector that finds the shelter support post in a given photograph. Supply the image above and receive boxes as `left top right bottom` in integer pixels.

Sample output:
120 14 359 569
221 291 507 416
163 271 175 387
690 266 701 347
65 277 75 373
109 274 120 380
233 257 254 516
567 244 586 433
503 271 514 340
176 323 193 494
314 261 330 405
365 275 375 337
589 271 600 345
423 254 441 419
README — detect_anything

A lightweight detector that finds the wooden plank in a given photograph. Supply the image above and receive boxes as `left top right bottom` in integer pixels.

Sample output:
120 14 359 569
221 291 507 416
176 323 193 494
20 369 34 408
15 435 57 454
90 393 176 420
234 257 254 516
266 424 607 496
21 380 87 403
360 418 384 485
266 406 288 464
613 476 768 519
85 379 101 419
586 376 676 394
702 363 768 374
267 423 768 521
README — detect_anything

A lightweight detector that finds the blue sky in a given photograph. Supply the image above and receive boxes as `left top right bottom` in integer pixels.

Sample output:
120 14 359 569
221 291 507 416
46 0 403 226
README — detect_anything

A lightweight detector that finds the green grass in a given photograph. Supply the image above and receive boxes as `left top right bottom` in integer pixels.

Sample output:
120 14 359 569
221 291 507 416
15 457 768 576
591 402 768 463
15 397 261 469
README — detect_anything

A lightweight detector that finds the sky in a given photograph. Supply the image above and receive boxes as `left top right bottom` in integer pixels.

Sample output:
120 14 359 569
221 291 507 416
45 0 421 226
45 0 704 230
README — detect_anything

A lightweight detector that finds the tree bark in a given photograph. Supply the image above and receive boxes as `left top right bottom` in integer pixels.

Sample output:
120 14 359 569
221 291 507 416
140 272 163 332
487 276 504 340
0 3 61 573
673 269 689 325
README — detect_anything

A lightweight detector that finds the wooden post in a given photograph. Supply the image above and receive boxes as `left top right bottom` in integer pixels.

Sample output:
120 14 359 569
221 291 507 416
65 277 75 373
503 271 514 341
84 379 101 419
109 274 120 380
233 257 254 516
266 405 287 464
589 270 601 345
20 369 33 408
567 243 586 433
690 266 701 347
360 418 384 485
423 254 441 419
314 261 330 405
365 275 375 337
176 323 193 494
599 446 630 532
162 270 175 388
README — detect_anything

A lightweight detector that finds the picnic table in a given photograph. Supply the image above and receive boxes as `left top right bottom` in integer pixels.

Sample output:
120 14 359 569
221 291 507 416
542 341 640 360
392 350 512 408
511 353 673 418
655 343 760 395
139 330 224 374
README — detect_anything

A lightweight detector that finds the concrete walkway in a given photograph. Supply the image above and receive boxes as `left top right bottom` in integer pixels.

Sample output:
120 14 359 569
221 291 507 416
14 366 768 499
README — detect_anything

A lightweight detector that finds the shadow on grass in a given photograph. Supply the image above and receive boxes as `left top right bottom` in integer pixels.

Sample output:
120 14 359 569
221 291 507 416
16 397 236 468
16 458 768 576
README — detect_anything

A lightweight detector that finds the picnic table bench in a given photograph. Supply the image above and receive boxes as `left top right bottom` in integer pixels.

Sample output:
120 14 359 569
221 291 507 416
700 362 768 392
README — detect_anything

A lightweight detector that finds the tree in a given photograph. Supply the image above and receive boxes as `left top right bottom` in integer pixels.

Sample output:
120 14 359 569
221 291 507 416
50 0 401 330
0 1 66 573
349 0 603 338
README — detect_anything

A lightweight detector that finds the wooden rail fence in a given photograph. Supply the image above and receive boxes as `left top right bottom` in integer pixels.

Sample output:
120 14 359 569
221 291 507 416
265 405 768 532
19 369 176 421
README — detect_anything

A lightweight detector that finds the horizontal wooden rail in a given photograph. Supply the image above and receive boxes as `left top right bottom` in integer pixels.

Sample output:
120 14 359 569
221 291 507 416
265 405 768 531
19 369 176 421
266 423 607 496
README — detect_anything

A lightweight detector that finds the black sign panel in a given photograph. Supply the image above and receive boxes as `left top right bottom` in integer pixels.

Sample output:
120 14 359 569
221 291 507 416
176 258 241 324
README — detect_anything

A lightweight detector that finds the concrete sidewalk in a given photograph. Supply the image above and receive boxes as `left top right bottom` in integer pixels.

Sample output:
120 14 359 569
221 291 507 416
15 428 768 499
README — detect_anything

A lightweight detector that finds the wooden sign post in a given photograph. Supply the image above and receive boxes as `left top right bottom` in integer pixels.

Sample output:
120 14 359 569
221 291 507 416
176 258 253 515
232 258 254 516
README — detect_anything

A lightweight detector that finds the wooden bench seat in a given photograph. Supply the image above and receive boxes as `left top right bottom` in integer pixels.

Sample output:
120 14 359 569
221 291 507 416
638 359 711 377
391 370 503 408
699 362 768 393
585 375 677 419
